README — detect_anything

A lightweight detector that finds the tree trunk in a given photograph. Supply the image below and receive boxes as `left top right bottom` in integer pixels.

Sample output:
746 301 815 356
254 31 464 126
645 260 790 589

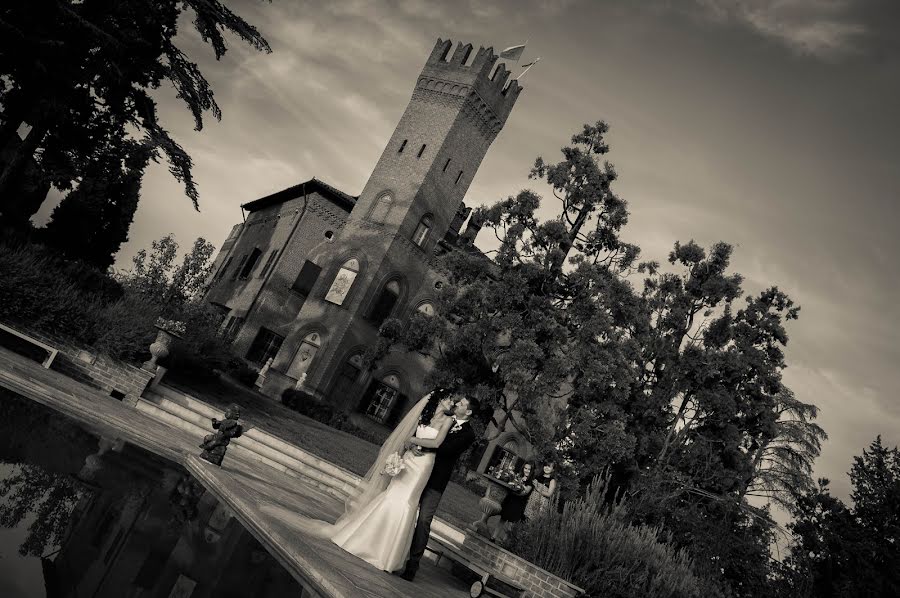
0 118 24 156
657 390 692 464
0 95 31 155
552 202 593 273
0 118 48 206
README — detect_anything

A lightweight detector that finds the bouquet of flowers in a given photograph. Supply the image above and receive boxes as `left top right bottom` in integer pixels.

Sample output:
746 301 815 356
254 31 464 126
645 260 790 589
383 452 406 477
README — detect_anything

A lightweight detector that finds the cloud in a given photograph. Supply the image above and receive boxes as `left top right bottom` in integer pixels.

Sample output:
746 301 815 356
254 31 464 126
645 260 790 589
783 364 900 501
690 0 867 58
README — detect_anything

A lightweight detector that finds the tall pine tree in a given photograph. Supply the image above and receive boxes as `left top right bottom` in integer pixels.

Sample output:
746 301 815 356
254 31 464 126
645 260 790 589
42 138 150 269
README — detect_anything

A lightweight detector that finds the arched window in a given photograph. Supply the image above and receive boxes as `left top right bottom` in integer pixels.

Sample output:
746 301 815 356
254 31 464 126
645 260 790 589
416 302 434 316
246 327 284 365
366 374 401 424
369 193 393 224
293 332 321 379
412 215 432 247
369 280 400 327
324 258 360 305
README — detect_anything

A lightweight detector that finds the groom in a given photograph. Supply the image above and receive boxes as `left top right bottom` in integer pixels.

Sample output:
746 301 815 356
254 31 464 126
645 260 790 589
399 395 478 581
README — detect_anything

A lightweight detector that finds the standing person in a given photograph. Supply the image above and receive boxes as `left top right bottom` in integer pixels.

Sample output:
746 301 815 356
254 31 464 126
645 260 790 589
399 395 478 581
492 461 534 545
525 461 557 520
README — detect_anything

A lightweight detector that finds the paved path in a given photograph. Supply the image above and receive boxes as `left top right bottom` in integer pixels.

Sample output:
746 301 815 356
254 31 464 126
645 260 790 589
0 347 471 597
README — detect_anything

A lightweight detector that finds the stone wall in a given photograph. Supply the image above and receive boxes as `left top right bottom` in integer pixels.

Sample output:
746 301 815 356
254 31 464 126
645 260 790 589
455 531 583 598
2 322 154 406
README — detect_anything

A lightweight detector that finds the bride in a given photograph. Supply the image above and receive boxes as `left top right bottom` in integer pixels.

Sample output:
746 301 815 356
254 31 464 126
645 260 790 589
265 390 457 572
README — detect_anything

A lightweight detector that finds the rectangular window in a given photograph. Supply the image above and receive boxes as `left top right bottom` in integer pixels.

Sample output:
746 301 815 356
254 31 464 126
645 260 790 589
455 170 463 185
398 139 407 153
366 383 399 424
417 144 426 158
222 316 245 343
245 327 285 365
413 222 430 247
238 248 262 280
443 158 451 172
258 250 279 278
230 254 247 280
291 261 322 296
215 256 233 281
368 283 399 327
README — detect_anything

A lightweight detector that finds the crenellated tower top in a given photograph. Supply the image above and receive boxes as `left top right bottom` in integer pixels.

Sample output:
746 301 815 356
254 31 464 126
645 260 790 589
418 38 522 139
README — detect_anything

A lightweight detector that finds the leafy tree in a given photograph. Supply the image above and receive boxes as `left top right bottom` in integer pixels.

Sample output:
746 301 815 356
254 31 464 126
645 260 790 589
116 233 228 370
41 136 152 269
0 0 271 210
0 464 83 557
0 135 50 226
742 388 826 510
850 435 900 547
370 121 642 457
372 121 818 596
118 233 216 315
621 249 804 594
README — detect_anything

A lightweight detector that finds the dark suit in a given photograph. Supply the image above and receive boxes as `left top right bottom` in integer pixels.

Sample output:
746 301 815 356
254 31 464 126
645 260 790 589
404 420 476 575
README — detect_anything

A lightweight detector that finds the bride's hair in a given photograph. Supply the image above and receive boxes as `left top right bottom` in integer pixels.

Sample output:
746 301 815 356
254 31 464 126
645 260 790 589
419 388 454 425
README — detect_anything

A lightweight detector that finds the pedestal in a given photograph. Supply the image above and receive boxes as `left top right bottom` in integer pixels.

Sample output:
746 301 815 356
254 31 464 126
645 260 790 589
258 368 298 400
142 328 180 371
471 477 510 536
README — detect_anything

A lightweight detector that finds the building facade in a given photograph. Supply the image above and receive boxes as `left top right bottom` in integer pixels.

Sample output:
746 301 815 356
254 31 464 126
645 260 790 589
204 38 521 426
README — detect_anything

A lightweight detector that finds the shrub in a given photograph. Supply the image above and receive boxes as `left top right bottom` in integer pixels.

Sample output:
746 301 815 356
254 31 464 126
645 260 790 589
163 302 236 382
0 239 233 368
90 293 160 361
222 358 259 387
506 476 721 598
282 389 383 444
0 243 154 360
282 389 344 425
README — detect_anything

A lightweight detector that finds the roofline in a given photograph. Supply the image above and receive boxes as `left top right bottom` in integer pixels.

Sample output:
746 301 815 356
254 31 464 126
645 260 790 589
240 178 357 213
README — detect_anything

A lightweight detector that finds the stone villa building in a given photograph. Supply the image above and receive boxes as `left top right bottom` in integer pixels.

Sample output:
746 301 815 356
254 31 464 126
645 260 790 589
204 38 521 427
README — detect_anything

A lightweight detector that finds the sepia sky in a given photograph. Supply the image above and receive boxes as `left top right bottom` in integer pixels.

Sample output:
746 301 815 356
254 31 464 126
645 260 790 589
34 0 899 507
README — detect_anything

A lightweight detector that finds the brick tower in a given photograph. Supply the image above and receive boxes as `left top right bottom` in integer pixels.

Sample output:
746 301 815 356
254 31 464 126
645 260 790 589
260 39 521 408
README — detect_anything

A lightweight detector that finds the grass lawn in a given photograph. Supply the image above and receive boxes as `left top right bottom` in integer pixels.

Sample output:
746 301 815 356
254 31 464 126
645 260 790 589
163 371 486 529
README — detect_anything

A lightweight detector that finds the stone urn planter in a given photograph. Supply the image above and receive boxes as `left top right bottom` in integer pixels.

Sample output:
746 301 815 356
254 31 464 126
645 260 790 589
143 322 184 371
471 471 525 536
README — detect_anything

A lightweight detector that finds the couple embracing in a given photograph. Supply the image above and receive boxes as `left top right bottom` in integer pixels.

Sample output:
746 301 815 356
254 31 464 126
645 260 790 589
272 389 477 582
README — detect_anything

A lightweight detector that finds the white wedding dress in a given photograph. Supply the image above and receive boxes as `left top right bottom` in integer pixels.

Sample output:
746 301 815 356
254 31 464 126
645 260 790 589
327 424 437 571
260 396 441 574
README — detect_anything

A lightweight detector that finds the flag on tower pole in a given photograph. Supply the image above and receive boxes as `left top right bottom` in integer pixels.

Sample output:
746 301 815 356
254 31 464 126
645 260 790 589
499 43 527 62
517 57 541 79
